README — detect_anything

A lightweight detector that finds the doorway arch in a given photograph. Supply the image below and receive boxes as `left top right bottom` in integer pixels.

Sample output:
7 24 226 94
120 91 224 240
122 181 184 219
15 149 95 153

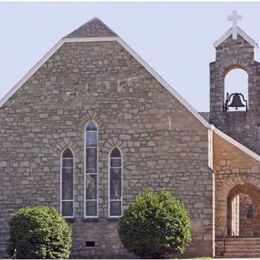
227 183 260 237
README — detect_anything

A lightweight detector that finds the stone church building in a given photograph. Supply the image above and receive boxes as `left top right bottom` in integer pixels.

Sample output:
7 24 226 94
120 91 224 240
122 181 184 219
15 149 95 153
1 12 260 258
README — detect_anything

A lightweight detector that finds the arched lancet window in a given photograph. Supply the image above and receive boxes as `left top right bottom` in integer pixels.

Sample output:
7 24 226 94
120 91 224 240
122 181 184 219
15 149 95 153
224 68 248 111
61 148 74 217
85 121 98 217
109 147 123 217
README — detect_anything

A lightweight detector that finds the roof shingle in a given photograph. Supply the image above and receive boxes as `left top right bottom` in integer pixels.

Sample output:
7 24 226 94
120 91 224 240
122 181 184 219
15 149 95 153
65 17 118 38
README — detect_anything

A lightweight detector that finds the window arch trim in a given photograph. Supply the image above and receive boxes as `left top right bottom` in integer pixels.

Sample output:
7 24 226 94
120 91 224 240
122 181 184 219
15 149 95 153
108 146 123 218
60 147 75 218
84 120 99 218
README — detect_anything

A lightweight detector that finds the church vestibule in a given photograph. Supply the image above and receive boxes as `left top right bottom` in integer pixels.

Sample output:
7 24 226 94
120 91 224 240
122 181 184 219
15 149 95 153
213 10 260 257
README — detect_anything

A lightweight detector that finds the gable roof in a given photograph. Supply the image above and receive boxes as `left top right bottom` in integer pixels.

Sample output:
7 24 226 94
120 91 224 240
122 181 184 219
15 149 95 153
213 26 258 48
211 125 260 162
66 17 118 38
2 17 260 165
0 17 209 128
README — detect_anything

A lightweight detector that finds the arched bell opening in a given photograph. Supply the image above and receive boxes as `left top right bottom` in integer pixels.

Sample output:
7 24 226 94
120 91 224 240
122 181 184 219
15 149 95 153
224 67 248 112
227 183 260 237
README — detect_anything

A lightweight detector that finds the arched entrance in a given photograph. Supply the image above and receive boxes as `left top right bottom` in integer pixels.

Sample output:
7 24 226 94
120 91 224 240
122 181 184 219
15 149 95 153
227 183 260 237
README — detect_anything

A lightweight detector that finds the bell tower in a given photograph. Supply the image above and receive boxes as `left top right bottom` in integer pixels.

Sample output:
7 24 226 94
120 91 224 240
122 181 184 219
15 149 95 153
209 11 260 153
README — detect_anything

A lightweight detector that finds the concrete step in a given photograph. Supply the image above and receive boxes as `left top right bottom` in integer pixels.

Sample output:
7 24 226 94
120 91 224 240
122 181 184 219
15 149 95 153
216 248 260 252
215 237 260 257
216 244 260 248
223 253 260 258
223 250 260 252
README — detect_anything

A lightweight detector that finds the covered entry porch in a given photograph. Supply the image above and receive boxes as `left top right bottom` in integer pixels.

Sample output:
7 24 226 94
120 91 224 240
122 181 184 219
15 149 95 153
213 130 260 257
215 181 260 257
227 183 260 237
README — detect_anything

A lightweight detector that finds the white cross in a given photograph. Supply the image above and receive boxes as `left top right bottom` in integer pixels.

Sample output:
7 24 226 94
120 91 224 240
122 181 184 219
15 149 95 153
227 10 242 40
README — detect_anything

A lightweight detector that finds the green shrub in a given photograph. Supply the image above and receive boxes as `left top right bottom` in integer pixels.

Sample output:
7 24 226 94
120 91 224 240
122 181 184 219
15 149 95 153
118 188 192 258
8 206 72 259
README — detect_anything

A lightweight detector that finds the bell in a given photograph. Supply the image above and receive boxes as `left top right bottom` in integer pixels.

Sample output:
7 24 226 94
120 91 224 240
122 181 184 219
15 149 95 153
228 93 245 109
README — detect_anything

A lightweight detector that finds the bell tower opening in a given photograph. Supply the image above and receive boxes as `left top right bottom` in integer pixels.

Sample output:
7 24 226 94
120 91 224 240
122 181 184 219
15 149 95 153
224 68 248 112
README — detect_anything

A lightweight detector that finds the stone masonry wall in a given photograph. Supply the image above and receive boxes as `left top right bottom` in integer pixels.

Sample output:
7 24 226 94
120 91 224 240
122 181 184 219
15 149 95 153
0 40 214 258
209 34 260 154
213 133 260 238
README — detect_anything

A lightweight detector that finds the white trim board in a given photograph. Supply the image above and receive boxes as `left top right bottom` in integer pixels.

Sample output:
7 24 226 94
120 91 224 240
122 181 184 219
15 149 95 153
211 125 260 162
213 27 258 48
0 36 209 128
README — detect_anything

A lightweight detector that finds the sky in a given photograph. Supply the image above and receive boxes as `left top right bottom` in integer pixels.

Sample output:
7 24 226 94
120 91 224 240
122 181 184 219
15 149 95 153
0 2 260 112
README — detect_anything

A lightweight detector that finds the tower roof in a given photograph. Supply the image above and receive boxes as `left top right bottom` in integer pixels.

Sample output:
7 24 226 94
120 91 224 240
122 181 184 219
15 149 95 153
213 26 258 48
214 11 257 48
65 17 118 38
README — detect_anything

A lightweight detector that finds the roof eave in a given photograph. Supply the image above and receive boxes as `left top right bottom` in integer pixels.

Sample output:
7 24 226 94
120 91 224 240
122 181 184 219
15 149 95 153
211 125 260 162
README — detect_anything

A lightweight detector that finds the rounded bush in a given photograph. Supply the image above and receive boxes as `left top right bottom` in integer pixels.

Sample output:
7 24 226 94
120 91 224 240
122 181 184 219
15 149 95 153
8 206 72 259
118 188 192 258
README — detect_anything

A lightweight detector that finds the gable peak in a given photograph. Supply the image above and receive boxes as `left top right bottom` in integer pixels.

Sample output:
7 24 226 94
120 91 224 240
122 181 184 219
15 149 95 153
214 11 257 48
65 17 118 38
214 26 258 48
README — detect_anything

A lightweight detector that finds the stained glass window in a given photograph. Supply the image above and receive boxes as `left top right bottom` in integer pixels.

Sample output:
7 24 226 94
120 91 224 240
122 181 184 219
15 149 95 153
85 121 98 217
109 148 122 217
61 148 74 217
